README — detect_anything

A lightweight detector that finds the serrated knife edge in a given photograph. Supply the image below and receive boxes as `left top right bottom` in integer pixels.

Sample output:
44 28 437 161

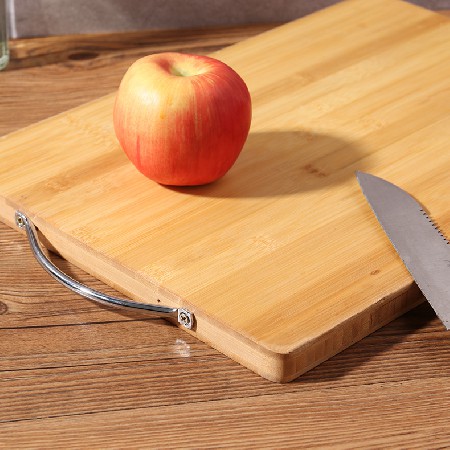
356 171 450 330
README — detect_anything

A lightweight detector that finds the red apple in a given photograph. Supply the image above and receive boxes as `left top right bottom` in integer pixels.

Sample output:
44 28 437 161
113 52 252 186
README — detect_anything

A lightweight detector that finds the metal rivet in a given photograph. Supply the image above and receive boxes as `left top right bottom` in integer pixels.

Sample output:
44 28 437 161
178 310 192 329
15 213 25 229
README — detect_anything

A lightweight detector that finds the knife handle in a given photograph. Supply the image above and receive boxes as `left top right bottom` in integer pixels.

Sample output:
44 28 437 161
14 211 194 329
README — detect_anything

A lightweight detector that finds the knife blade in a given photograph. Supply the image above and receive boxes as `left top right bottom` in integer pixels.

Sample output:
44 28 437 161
356 171 450 330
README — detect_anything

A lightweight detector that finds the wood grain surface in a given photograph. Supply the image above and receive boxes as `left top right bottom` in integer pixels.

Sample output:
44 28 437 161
0 2 450 448
1 0 450 382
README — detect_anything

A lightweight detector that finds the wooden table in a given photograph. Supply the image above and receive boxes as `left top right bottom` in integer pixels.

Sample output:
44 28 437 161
1 17 450 448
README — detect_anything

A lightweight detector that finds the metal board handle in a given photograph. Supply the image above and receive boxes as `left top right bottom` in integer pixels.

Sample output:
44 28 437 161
14 211 193 329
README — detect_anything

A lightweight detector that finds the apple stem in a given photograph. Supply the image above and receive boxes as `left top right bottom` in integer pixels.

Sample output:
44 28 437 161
170 65 192 77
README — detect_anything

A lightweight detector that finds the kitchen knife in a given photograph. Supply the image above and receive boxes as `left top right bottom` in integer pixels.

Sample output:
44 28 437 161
356 171 450 330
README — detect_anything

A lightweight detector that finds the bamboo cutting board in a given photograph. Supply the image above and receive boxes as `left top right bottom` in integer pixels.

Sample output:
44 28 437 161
1 0 450 382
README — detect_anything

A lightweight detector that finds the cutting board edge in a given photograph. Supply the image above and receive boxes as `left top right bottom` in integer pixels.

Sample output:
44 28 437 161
284 284 425 380
0 197 287 381
190 280 425 382
0 199 288 369
0 192 426 382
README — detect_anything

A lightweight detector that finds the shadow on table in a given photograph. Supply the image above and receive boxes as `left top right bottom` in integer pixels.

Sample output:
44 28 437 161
292 301 438 384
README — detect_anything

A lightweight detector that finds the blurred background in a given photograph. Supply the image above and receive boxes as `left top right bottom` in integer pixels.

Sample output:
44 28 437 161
7 0 450 38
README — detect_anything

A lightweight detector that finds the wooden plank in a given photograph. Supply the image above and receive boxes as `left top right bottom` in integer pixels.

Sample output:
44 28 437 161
7 24 275 69
0 303 448 423
1 0 449 382
1 373 449 448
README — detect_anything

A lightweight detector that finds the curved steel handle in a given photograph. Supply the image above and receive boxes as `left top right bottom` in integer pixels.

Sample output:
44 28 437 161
15 211 194 329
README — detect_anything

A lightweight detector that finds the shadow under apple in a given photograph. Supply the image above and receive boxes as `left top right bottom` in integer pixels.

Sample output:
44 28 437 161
169 130 370 198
